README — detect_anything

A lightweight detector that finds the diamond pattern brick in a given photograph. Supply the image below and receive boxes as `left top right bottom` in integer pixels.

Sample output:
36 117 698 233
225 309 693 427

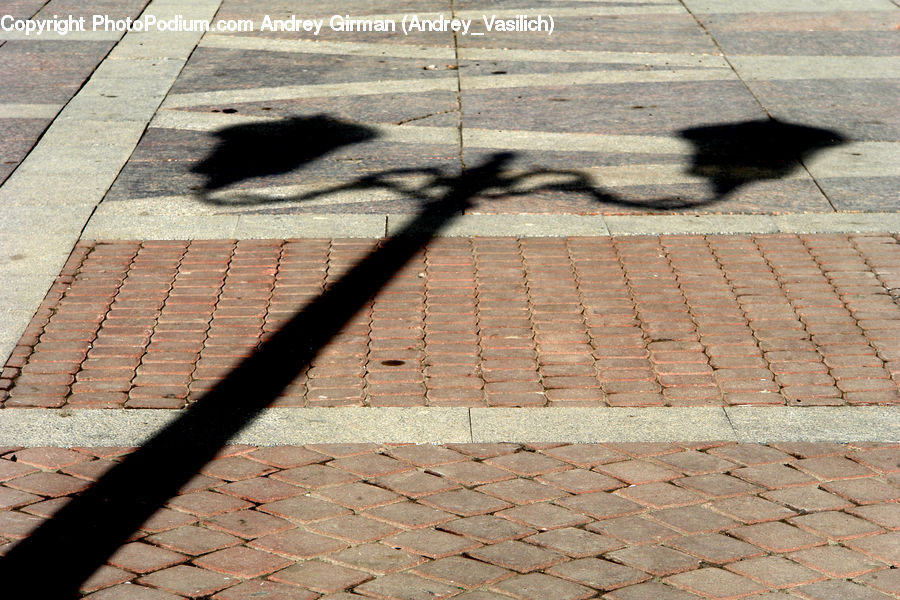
216 477 304 503
790 511 884 541
269 560 372 593
203 509 293 539
374 470 461 498
789 545 886 578
212 580 317 600
437 514 535 543
542 444 626 467
794 457 875 481
258 494 350 524
650 505 739 534
525 527 622 558
166 491 252 517
427 461 515 486
246 446 326 468
193 546 292 578
330 453 414 478
556 491 643 520
420 489 512 516
655 451 736 475
330 543 426 575
79 566 133 595
386 445 466 467
850 448 900 473
486 452 568 476
725 556 825 589
468 540 565 573
0 510 43 539
136 565 236 597
536 468 624 493
498 502 590 531
674 474 763 498
412 555 512 587
762 486 853 513
617 482 704 508
354 572 461 600
732 464 817 489
730 521 826 553
270 464 358 489
9 447 91 470
5 442 900 597
710 495 798 523
668 533 765 565
307 514 400 543
596 460 680 484
200 457 275 481
82 583 184 599
603 581 706 600
491 572 595 600
477 478 567 504
708 444 793 466
793 579 895 600
4 471 91 497
314 482 400 510
248 528 348 559
365 501 454 529
848 503 900 530
846 531 900 565
665 567 767 599
107 542 186 574
547 557 650 590
0 459 38 482
855 569 900 596
607 545 700 576
823 478 900 504
384 528 482 558
587 515 681 545
147 525 240 555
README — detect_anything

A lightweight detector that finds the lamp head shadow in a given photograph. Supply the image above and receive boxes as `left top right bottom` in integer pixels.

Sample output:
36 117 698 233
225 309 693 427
191 114 377 192
679 119 846 198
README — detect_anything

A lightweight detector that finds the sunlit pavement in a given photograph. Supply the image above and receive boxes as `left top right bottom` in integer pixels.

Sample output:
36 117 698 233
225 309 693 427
0 0 897 597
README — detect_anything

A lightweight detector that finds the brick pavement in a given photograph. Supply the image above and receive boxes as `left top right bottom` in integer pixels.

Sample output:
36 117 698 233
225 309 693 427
0 442 897 599
3 234 898 409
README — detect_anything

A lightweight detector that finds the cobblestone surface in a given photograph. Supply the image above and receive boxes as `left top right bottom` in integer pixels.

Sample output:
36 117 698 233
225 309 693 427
3 234 899 408
0 443 897 598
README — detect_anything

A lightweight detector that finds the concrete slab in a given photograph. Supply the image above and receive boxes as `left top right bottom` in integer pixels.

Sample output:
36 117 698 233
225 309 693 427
1 407 895 445
606 214 780 235
726 406 900 442
386 214 610 237
469 407 737 443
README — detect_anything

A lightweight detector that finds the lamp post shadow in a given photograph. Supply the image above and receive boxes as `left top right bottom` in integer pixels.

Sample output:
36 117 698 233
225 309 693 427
0 115 846 596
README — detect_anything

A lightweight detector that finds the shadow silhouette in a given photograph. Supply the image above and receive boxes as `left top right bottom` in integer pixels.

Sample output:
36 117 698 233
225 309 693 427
678 118 846 198
0 115 846 596
191 114 376 191
192 117 845 212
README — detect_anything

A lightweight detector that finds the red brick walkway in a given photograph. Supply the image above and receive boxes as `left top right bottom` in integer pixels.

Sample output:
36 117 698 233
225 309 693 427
3 234 898 409
0 442 897 598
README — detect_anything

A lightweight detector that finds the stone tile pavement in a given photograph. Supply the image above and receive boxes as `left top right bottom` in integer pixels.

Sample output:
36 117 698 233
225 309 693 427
3 234 898 409
0 0 898 596
0 442 898 599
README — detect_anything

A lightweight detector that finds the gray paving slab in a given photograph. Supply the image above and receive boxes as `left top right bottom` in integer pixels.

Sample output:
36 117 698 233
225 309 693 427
681 0 896 13
386 214 611 237
78 213 900 240
726 407 900 443
605 214 780 235
0 407 896 446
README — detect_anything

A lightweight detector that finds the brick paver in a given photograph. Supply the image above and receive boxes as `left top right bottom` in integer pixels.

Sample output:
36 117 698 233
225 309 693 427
3 235 898 408
0 443 896 597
